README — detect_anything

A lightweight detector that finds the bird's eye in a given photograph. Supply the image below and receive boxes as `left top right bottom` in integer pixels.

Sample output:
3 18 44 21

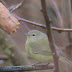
32 34 35 36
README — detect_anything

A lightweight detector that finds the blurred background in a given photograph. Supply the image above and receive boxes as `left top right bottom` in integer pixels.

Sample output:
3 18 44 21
0 0 72 72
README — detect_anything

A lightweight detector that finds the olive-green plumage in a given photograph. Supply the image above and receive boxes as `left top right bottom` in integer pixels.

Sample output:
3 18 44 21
25 30 72 65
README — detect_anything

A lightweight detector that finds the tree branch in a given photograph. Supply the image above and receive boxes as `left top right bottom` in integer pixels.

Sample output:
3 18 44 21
0 63 54 71
8 0 24 13
41 0 59 72
14 15 72 33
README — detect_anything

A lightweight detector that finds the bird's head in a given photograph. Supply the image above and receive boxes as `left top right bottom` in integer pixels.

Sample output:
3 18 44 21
26 30 47 42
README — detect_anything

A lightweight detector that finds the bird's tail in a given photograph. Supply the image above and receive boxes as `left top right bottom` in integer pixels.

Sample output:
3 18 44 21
59 56 72 66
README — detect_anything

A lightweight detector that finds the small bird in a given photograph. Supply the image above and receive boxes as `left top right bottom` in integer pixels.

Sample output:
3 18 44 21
25 30 72 65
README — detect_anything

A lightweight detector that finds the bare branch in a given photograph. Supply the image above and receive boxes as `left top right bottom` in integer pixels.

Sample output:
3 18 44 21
14 15 72 33
0 63 54 71
41 0 59 72
8 0 24 13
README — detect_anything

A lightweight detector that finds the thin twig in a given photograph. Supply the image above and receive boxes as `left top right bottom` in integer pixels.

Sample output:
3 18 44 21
51 27 72 32
41 0 59 72
7 0 72 33
8 0 24 13
14 15 72 33
0 63 54 71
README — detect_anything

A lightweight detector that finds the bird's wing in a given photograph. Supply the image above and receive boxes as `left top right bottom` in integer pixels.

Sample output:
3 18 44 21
29 38 52 56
